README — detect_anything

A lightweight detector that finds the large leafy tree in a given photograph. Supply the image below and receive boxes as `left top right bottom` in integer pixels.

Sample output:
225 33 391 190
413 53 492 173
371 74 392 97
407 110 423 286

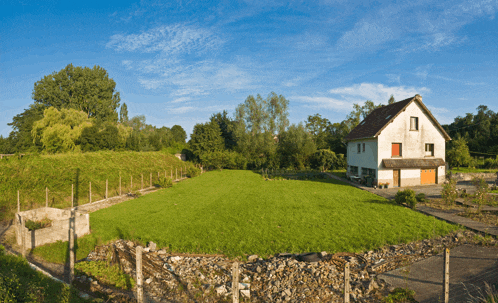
32 64 120 122
189 121 224 158
344 100 382 133
306 114 331 150
446 137 472 168
278 123 316 169
31 107 93 153
171 125 187 143
210 110 236 150
6 104 45 152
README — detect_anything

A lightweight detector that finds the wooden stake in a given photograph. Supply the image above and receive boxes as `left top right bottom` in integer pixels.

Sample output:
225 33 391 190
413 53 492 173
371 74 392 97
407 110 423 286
119 175 122 196
46 187 48 208
106 179 108 200
141 174 143 190
344 262 350 303
89 182 92 203
136 246 144 303
176 168 177 181
232 262 240 303
69 209 75 283
131 175 133 192
150 172 152 187
71 184 74 208
17 190 20 213
443 248 450 303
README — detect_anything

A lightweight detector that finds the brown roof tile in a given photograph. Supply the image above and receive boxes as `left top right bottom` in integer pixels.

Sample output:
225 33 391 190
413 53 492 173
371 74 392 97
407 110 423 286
344 96 413 141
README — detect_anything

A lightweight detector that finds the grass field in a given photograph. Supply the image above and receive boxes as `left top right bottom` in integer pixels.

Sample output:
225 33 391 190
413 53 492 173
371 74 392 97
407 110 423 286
0 151 193 221
34 170 458 262
449 167 498 173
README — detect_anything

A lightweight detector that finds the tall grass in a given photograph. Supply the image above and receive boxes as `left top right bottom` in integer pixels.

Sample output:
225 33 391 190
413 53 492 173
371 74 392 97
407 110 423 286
0 151 193 221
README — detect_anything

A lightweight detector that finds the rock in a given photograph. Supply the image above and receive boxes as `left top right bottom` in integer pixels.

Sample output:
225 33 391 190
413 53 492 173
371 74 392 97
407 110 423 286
283 288 292 296
148 241 157 252
239 282 250 290
320 251 327 257
248 255 258 262
146 278 152 284
240 289 250 298
216 285 227 295
143 247 150 252
170 256 181 262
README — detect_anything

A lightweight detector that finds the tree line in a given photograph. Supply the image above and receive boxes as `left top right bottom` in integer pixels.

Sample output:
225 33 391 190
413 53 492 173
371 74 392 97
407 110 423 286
0 64 187 154
1 63 496 170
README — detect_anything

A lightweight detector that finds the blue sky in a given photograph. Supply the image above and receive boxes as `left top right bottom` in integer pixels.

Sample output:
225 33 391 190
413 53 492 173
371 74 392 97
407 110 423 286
1 0 498 138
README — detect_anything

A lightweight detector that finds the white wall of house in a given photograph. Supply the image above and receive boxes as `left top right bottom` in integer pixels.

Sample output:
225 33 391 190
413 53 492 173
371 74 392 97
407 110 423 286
347 139 378 177
377 100 447 185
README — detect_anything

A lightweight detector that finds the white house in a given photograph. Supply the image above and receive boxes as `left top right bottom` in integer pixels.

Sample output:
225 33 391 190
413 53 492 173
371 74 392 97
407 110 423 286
344 95 451 187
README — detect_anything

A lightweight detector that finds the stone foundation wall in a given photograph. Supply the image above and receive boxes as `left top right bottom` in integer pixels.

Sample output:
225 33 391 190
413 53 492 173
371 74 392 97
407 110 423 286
450 172 497 181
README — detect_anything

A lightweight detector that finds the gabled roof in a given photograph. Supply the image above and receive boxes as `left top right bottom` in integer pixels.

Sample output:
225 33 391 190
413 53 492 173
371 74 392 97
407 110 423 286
344 95 451 141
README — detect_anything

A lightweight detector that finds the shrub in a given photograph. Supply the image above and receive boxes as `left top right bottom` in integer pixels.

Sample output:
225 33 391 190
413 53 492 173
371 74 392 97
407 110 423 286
415 193 426 202
384 287 418 303
472 177 489 213
395 189 417 209
156 177 173 188
441 179 458 205
186 166 201 178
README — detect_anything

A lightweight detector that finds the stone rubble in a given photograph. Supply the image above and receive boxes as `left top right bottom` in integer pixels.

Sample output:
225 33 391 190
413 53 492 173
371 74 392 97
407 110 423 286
77 230 497 302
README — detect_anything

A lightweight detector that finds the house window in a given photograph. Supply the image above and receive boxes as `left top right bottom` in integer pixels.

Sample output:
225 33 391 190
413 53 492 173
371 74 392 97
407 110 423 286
362 168 376 177
410 117 419 130
350 166 359 175
425 143 434 156
392 143 402 157
362 143 365 152
357 144 361 153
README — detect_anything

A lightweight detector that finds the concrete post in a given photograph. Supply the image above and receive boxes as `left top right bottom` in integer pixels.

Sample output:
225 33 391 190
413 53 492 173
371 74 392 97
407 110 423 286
136 246 144 303
443 248 450 303
344 262 350 303
21 216 26 258
232 262 240 303
69 208 75 284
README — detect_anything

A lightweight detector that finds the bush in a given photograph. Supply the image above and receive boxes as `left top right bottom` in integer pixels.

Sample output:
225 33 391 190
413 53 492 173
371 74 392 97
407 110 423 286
187 166 201 178
395 189 417 209
384 287 418 303
441 179 458 205
415 193 426 202
156 177 173 188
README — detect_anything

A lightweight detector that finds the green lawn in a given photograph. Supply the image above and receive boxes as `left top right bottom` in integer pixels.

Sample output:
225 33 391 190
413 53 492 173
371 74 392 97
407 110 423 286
34 170 458 261
449 167 498 174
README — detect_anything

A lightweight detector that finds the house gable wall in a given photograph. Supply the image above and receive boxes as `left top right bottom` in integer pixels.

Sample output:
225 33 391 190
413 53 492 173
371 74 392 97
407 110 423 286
377 101 446 185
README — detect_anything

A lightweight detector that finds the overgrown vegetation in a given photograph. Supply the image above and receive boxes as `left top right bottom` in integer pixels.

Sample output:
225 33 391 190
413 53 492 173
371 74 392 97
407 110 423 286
383 287 418 303
441 178 458 205
472 177 489 213
25 217 52 231
75 261 135 290
0 151 193 221
0 245 92 303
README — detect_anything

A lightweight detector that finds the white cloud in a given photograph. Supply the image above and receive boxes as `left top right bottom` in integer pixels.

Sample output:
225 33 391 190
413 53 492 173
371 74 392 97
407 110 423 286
167 106 196 114
337 21 395 50
386 74 401 84
328 83 430 105
106 23 224 55
291 96 353 111
171 97 191 104
427 105 450 114
414 64 433 80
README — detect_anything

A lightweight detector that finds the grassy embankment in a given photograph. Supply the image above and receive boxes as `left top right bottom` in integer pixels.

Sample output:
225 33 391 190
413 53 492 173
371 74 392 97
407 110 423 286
449 167 498 174
34 170 458 263
0 245 92 302
0 151 193 221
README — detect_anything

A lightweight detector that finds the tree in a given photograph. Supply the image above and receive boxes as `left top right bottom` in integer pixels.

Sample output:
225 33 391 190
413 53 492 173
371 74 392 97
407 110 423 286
120 103 129 124
278 123 316 169
32 64 121 122
305 114 331 150
344 100 382 132
388 94 396 104
31 107 93 153
311 149 338 171
171 125 187 143
446 137 472 168
6 104 45 152
189 121 224 158
210 110 236 150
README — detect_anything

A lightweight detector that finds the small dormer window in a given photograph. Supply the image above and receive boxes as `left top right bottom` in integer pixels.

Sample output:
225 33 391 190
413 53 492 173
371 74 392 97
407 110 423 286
362 143 365 152
410 117 419 130
357 144 361 153
385 115 391 120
